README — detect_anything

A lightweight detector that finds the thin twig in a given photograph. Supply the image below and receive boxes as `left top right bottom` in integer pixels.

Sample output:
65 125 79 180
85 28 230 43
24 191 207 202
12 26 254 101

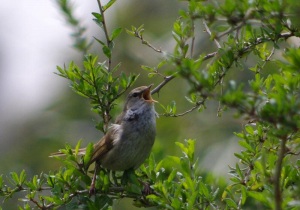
217 77 224 117
203 20 221 49
216 9 255 39
135 33 163 53
151 75 176 95
266 47 275 61
217 23 245 39
30 198 44 209
190 19 196 57
151 50 219 96
202 51 218 61
161 100 205 117
259 47 275 72
96 0 112 71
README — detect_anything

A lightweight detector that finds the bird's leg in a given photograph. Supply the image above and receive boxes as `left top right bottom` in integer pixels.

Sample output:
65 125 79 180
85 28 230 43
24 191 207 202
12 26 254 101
89 163 100 195
141 181 153 196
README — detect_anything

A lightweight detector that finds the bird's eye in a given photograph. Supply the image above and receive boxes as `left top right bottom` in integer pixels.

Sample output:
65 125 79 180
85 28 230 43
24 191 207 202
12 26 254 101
132 92 139 97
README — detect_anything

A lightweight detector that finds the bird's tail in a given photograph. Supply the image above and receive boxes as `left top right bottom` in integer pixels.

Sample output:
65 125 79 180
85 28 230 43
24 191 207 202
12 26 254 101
49 148 86 157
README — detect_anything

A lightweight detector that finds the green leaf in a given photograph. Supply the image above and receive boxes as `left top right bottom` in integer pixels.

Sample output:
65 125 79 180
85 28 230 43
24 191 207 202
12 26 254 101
84 143 94 165
175 142 188 157
91 12 103 22
19 170 26 185
10 172 19 185
102 45 111 58
223 198 238 208
125 28 135 36
240 185 247 205
247 191 269 205
186 139 195 162
74 139 82 156
148 73 156 78
110 27 122 41
173 20 182 35
93 36 105 46
141 65 155 72
102 0 116 11
167 169 177 183
239 140 255 153
92 12 103 27
157 59 167 68
199 182 210 199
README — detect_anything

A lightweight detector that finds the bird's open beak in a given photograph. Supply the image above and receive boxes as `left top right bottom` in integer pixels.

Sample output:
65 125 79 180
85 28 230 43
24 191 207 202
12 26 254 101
143 85 158 103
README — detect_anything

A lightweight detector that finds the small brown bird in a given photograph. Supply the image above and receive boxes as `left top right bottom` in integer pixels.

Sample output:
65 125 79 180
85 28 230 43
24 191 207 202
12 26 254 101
51 85 157 171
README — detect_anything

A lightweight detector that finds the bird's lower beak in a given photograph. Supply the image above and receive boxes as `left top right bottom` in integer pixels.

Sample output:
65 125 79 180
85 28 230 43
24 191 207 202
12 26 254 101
143 85 158 103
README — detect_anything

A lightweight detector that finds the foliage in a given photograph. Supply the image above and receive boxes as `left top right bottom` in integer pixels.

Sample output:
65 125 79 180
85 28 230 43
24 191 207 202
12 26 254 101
1 0 300 209
56 54 138 133
0 140 226 209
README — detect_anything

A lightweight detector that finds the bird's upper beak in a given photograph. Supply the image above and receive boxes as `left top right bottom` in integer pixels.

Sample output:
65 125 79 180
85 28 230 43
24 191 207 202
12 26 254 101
142 85 158 103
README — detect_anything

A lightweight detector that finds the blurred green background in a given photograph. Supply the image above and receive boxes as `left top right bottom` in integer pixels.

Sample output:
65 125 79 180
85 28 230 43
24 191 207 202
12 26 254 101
0 0 246 209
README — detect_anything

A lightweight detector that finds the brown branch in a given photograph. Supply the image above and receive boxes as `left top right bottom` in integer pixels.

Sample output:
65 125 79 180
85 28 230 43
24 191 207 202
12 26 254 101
217 23 245 39
135 32 163 53
96 0 112 71
202 51 218 61
151 75 175 95
150 51 219 96
203 20 221 49
30 198 45 210
190 19 196 57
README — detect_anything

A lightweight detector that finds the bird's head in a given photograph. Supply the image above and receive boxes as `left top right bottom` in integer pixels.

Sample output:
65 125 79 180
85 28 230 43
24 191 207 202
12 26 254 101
125 85 157 110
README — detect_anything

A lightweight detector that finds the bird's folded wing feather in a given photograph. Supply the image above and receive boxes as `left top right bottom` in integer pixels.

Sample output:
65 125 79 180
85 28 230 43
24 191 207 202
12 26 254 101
89 126 118 163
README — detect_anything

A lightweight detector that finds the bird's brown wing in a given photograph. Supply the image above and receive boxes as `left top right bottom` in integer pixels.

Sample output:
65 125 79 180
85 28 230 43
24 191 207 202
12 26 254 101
89 125 119 164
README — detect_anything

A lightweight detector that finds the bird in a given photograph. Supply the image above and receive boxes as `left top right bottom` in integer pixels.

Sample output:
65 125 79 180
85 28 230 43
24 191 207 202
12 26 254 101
51 85 157 172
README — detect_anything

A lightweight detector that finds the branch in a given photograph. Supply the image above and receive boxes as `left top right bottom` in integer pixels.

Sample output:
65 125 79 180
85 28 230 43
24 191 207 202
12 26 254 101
203 20 221 49
202 51 218 61
190 19 196 57
151 75 175 95
150 50 219 96
161 99 206 117
217 23 245 39
96 0 112 71
136 33 163 53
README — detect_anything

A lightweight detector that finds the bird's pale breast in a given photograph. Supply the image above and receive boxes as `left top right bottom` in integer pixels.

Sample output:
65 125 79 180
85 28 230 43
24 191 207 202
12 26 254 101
100 103 156 171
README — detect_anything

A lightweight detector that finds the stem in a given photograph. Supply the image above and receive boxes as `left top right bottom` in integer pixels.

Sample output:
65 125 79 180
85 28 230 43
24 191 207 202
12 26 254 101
151 75 175 95
134 31 163 53
161 99 205 117
190 19 195 57
274 136 287 210
96 0 115 132
203 20 221 49
96 0 112 71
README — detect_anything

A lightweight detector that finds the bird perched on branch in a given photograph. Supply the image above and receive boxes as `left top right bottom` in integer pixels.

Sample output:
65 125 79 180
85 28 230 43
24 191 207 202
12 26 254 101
50 85 157 192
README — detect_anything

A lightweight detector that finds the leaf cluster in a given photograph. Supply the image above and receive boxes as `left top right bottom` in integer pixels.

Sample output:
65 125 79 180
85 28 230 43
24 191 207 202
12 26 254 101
140 140 225 209
56 54 138 132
